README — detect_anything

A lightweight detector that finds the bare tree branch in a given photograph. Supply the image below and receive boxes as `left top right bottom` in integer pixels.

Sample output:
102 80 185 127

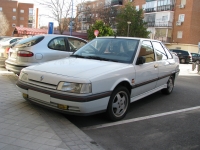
0 12 9 36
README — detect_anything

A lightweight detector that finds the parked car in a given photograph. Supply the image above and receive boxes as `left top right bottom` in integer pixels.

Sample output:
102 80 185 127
169 49 192 64
191 53 200 64
0 37 23 67
5 34 87 74
16 37 179 121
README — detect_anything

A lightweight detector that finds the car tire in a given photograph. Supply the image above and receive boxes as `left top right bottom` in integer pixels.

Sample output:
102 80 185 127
161 75 174 95
196 60 200 64
106 86 130 121
180 58 186 64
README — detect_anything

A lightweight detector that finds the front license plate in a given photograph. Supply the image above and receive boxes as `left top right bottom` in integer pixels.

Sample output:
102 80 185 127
28 89 50 103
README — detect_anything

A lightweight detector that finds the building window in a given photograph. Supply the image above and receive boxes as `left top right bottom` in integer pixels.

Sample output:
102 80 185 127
28 24 32 28
0 7 2 11
177 31 183 38
13 8 16 12
179 14 185 22
181 0 186 5
162 16 168 21
29 8 33 14
20 10 24 13
20 17 24 20
142 4 146 10
20 25 24 27
12 24 16 27
12 16 16 20
136 5 139 11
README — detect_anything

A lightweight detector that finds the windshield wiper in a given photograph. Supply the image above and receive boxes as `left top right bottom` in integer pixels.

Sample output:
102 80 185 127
70 54 86 58
86 56 119 62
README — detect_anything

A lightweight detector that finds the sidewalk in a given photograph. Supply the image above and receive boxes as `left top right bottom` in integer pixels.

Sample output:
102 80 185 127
0 68 104 150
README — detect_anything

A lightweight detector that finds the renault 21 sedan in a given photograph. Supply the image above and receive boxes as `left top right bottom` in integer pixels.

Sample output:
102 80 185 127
16 37 180 121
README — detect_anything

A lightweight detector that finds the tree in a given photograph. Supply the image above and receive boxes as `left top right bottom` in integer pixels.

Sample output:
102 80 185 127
116 3 150 38
0 12 9 36
38 0 86 34
87 20 114 40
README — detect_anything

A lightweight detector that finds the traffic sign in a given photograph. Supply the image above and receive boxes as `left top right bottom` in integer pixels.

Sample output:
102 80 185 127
94 30 99 37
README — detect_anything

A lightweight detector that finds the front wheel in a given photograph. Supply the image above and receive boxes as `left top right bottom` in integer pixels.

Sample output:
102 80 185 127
161 76 174 95
106 86 130 121
180 58 186 64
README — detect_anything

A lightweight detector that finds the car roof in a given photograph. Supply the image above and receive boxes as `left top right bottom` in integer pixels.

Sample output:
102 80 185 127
37 34 87 42
96 36 162 42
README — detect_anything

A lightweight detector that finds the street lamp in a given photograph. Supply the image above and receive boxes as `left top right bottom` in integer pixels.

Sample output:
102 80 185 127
127 21 131 37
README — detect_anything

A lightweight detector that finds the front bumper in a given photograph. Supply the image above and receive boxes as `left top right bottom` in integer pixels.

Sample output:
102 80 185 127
16 81 111 116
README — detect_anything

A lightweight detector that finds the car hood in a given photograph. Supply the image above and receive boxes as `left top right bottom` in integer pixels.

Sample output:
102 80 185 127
25 57 130 79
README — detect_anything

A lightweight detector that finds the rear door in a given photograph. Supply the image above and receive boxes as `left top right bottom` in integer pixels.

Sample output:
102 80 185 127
152 41 175 87
132 40 158 97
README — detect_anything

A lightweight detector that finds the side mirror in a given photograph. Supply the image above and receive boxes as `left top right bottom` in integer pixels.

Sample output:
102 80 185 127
136 56 146 65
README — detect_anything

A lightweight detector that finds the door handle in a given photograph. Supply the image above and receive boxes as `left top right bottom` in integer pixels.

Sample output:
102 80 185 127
154 64 158 68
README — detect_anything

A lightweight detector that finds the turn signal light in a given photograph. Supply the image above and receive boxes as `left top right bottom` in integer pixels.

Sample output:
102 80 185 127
17 51 34 57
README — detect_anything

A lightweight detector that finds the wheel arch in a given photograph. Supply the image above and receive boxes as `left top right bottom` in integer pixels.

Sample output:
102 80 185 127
111 80 132 96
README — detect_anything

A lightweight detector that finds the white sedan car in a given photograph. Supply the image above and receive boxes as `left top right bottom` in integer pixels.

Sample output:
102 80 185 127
5 34 87 74
16 37 180 121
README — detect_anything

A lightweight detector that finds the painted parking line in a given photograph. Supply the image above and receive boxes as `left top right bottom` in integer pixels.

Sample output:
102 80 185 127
82 106 200 130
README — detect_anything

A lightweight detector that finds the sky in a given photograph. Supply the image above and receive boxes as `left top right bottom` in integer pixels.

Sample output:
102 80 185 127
18 0 92 27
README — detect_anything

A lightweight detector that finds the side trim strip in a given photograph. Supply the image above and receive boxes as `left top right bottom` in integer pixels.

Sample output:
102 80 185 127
132 72 177 89
16 81 112 102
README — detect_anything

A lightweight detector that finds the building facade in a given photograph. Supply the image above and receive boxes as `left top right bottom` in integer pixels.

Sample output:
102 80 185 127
0 0 34 36
126 0 200 52
77 0 200 52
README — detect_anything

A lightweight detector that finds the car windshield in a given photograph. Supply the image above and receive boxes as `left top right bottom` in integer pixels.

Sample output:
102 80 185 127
71 38 139 63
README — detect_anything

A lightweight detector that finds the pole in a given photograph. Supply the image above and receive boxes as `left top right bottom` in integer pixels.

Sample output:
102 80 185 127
70 0 73 36
127 21 131 37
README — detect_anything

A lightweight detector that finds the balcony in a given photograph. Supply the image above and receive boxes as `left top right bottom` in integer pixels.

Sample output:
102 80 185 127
155 37 171 43
79 18 91 22
147 21 173 27
145 4 174 13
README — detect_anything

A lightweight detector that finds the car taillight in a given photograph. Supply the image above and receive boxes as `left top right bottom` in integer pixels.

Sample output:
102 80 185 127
6 47 10 53
17 51 34 57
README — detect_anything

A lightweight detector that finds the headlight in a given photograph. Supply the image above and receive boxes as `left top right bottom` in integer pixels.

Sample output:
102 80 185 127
57 82 92 94
19 72 28 81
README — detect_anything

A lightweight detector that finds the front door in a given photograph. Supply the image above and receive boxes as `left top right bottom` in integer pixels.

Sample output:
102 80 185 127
131 40 158 99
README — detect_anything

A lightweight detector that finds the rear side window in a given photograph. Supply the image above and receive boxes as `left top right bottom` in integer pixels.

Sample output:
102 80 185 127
67 38 87 51
48 37 67 51
152 42 167 60
14 36 44 48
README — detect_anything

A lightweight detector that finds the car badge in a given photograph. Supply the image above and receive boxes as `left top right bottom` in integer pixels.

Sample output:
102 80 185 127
40 75 44 81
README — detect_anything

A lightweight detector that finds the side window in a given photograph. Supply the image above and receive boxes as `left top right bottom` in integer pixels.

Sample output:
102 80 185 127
138 41 155 63
48 37 66 51
152 42 168 60
10 39 17 44
161 43 172 59
68 38 87 51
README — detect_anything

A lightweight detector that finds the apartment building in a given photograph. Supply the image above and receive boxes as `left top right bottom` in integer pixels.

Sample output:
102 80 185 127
0 0 34 36
126 0 200 52
77 0 123 33
77 0 200 52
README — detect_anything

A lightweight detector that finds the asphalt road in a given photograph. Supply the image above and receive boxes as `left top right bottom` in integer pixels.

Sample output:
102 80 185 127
66 64 200 150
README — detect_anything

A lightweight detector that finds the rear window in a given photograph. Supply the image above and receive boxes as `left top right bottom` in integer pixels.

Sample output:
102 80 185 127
13 36 44 48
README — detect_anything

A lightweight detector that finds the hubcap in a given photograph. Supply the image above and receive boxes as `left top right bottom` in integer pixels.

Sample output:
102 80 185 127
112 91 128 117
168 78 174 92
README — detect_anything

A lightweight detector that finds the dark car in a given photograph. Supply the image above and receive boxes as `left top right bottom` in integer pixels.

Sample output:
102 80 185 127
191 53 200 64
169 49 192 64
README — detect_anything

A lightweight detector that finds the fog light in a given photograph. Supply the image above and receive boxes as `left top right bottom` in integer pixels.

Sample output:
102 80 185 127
23 93 28 99
57 104 68 110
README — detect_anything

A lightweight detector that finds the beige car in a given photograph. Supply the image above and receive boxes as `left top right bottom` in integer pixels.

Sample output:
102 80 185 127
0 37 23 67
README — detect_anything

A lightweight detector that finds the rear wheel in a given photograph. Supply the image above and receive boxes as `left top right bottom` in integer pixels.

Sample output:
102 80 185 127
161 75 174 95
196 60 200 64
180 58 186 64
107 86 130 121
